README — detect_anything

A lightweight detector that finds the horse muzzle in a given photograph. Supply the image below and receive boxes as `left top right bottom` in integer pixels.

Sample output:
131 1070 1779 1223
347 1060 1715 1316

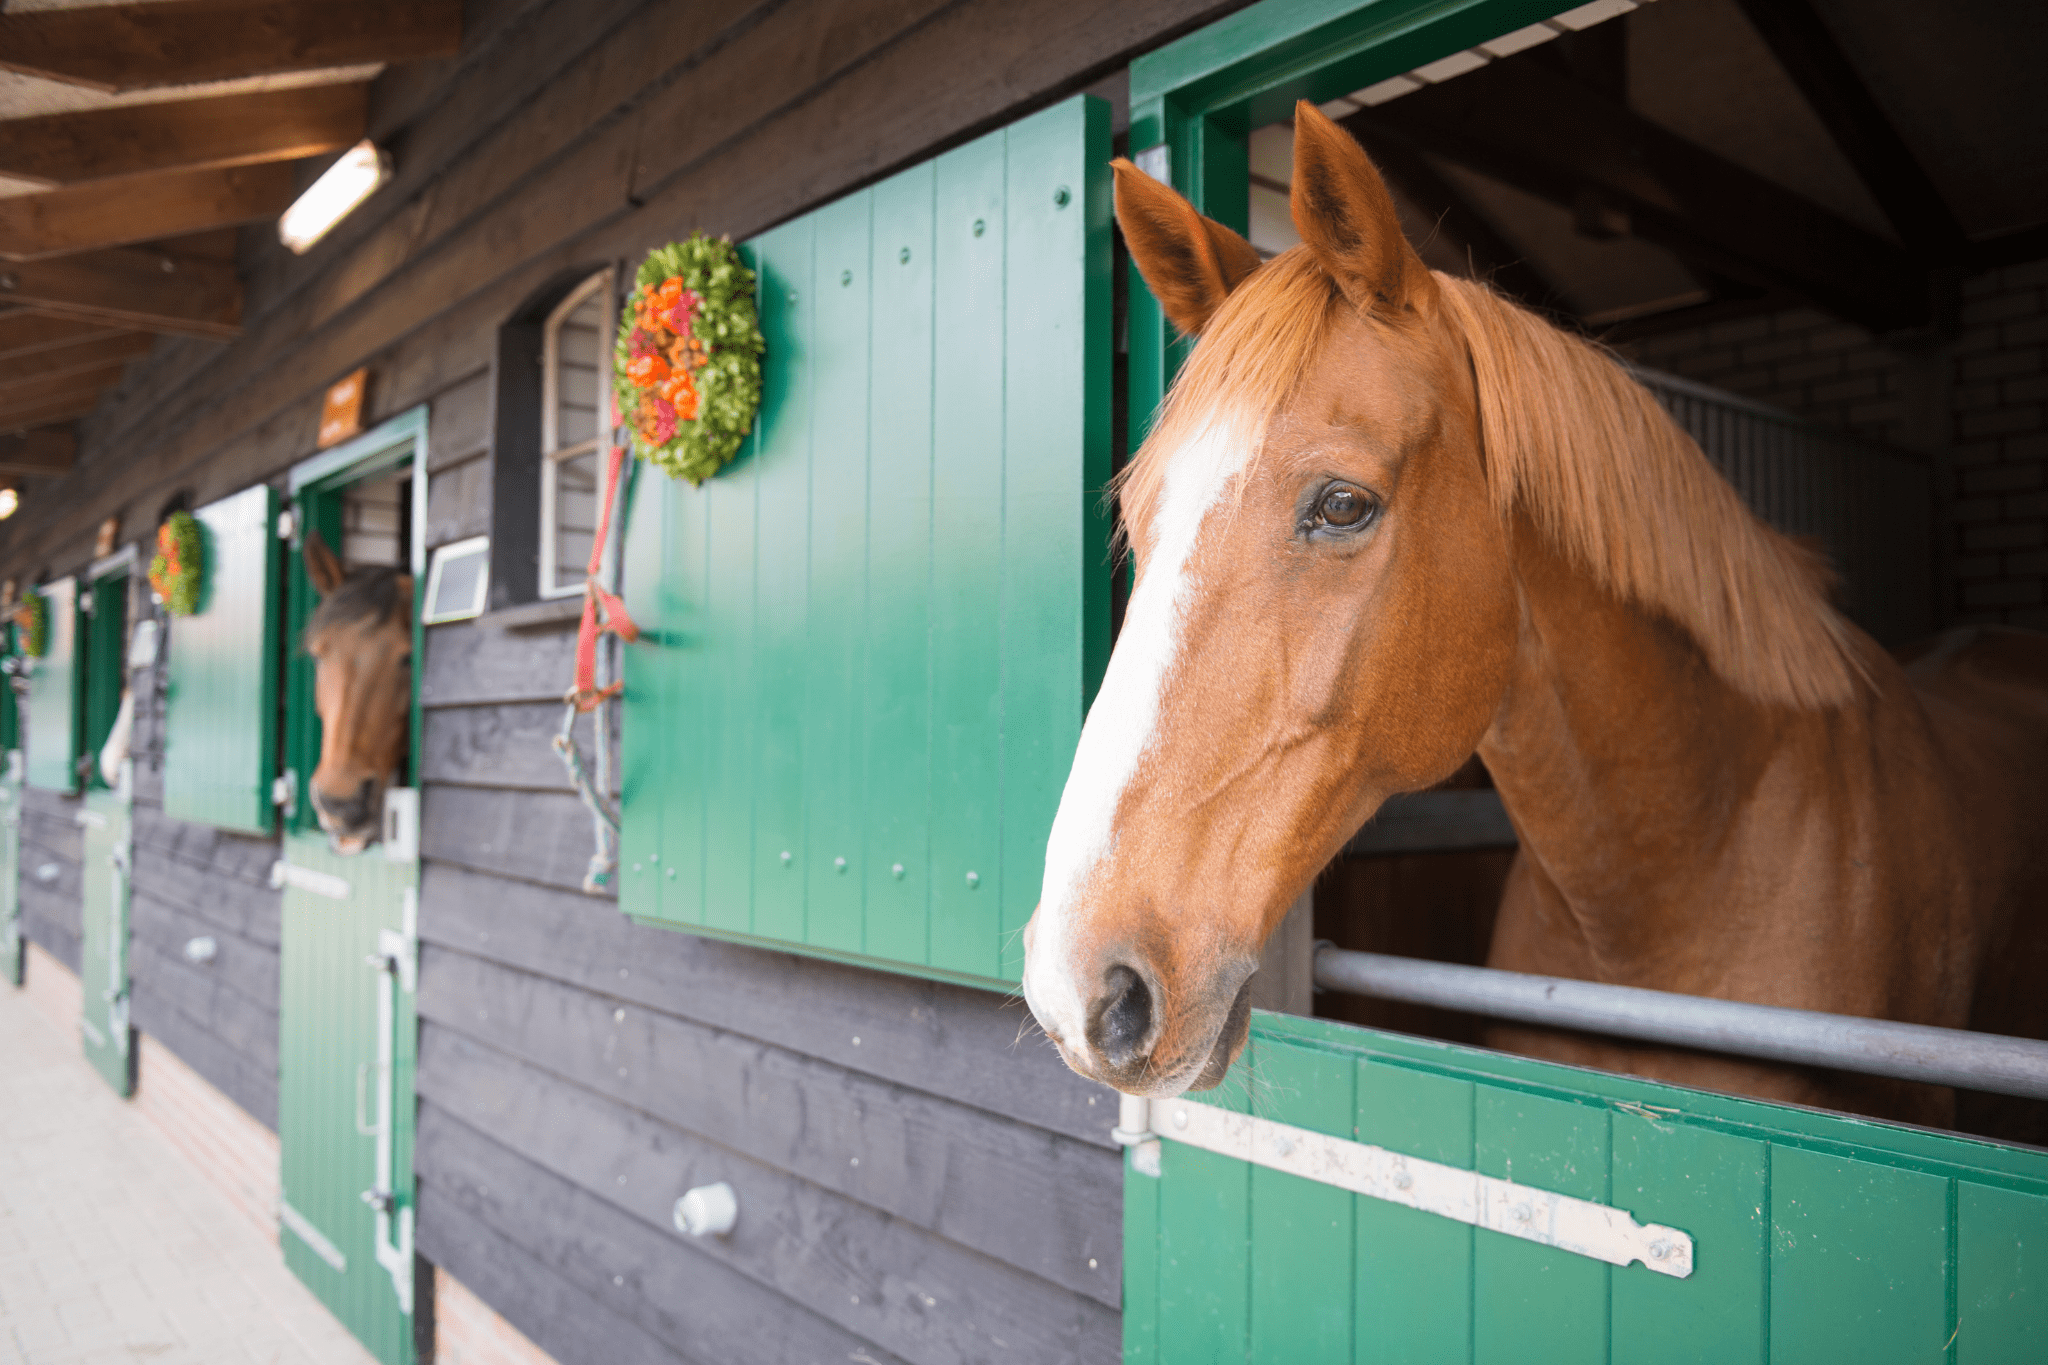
310 775 384 853
1035 954 1258 1097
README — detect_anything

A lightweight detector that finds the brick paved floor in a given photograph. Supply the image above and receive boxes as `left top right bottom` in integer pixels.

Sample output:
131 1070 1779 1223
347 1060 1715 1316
0 982 378 1365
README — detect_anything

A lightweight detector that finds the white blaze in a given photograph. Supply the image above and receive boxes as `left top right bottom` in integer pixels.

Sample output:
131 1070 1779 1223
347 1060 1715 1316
1024 417 1255 1042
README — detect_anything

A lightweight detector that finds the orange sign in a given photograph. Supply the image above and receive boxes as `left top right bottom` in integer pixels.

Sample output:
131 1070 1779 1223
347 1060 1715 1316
317 368 369 449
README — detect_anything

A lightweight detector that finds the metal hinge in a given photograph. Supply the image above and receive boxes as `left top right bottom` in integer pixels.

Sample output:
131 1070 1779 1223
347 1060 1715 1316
1141 1096 1695 1279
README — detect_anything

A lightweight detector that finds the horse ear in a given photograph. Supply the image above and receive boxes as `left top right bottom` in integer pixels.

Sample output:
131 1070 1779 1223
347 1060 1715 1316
1289 101 1436 316
1113 157 1264 337
304 529 346 596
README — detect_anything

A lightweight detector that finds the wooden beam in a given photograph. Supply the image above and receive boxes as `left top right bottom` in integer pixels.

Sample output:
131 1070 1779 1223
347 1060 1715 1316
0 0 462 94
0 162 298 261
1729 0 1966 262
0 314 127 363
0 83 367 188
0 361 130 407
0 365 123 407
1348 57 1927 331
0 427 75 477
1365 138 1575 320
0 333 154 385
0 248 239 339
0 384 106 429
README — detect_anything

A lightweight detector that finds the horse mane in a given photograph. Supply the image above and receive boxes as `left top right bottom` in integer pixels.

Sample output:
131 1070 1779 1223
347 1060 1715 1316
1119 247 1861 710
306 565 408 642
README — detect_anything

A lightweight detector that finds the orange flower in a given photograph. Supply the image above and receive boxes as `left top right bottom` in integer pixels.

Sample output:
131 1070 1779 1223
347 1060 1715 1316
626 353 670 389
659 368 699 421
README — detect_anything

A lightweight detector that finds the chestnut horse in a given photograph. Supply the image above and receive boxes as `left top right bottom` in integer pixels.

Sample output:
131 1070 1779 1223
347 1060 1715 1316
302 530 412 854
1022 103 2048 1134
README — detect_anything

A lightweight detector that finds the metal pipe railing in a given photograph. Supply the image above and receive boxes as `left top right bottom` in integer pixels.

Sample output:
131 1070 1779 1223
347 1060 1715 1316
1312 946 2048 1102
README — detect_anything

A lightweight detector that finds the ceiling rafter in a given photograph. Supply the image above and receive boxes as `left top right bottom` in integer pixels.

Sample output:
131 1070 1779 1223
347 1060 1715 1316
0 333 157 386
0 428 75 477
0 383 109 429
0 248 241 339
1364 137 1574 319
1345 55 1927 332
1729 0 1967 263
0 83 367 188
0 314 130 364
0 0 461 94
0 162 300 261
0 362 129 408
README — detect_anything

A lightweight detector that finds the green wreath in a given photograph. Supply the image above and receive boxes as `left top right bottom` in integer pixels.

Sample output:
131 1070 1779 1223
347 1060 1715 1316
16 591 47 658
613 234 765 484
149 510 205 616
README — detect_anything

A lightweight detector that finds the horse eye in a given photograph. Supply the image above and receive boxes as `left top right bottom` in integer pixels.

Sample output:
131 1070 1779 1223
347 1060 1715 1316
1315 484 1375 530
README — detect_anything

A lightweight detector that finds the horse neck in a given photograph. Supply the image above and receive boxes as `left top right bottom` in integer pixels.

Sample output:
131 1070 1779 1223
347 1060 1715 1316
1473 520 1859 978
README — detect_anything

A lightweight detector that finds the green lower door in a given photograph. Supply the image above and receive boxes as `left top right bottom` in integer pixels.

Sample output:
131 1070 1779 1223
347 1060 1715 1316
1125 1012 2048 1364
278 825 420 1365
2 751 22 986
77 783 133 1093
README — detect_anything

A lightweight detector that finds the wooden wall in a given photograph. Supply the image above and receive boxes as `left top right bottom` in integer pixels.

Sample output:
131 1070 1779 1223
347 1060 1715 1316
1 1 1257 1361
18 787 82 973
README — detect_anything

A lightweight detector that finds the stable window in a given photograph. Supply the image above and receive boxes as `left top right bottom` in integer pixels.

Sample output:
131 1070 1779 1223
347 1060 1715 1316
539 271 613 599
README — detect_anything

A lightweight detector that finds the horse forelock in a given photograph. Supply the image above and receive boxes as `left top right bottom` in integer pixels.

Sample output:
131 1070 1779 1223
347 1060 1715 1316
305 566 408 646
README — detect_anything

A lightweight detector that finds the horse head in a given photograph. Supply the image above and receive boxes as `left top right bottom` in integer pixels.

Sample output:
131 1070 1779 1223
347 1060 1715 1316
302 530 412 854
1022 104 1520 1096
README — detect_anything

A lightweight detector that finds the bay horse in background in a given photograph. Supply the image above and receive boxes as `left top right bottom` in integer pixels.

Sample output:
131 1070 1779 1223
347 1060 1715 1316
301 530 412 855
1021 102 2048 1139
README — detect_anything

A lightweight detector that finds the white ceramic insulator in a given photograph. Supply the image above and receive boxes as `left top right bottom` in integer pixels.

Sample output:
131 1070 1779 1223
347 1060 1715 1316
673 1181 738 1237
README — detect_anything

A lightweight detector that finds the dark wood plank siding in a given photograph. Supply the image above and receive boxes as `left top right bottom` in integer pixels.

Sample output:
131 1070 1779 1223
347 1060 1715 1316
18 787 83 973
0 0 1252 1359
128 663 285 1128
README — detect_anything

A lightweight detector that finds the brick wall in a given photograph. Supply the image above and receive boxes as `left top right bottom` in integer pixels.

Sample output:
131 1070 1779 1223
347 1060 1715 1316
1950 264 2048 626
1618 258 2048 629
1625 307 1911 445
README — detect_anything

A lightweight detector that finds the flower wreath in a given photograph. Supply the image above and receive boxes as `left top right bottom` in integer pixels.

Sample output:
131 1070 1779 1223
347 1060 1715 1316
16 591 47 658
149 511 205 616
613 234 765 484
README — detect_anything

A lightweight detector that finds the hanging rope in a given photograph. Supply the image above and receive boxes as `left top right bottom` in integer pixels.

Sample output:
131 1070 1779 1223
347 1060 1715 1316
553 441 640 893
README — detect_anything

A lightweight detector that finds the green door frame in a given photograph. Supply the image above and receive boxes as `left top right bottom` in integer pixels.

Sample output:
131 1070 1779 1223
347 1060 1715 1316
1125 0 1560 435
2 749 21 988
277 406 429 1365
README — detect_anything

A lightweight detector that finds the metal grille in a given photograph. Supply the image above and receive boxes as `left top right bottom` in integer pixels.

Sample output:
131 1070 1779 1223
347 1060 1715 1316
1634 367 1934 646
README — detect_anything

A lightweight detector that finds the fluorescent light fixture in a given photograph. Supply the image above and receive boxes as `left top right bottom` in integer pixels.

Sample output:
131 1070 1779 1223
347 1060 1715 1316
278 140 392 254
0 489 17 520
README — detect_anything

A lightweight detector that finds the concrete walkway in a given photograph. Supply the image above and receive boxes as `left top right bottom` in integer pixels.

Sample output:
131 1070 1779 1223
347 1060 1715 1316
0 981 378 1365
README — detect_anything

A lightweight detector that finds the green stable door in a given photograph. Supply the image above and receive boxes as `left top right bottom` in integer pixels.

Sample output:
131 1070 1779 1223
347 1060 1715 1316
1124 1013 2048 1364
77 785 133 1094
2 749 21 988
77 560 135 1093
274 411 428 1365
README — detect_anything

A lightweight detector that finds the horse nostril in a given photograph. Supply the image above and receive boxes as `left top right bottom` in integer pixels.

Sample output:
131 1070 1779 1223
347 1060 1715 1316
1088 964 1154 1068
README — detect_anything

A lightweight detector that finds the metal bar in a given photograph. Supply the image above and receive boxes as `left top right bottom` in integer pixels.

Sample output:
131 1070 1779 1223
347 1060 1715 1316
1313 947 2048 1101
